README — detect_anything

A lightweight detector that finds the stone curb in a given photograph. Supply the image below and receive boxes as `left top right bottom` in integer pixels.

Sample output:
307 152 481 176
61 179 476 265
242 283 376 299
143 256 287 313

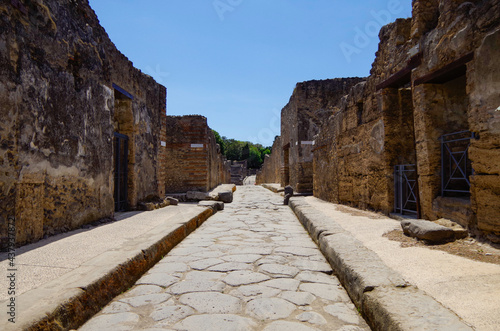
288 197 473 331
261 183 284 193
5 208 213 331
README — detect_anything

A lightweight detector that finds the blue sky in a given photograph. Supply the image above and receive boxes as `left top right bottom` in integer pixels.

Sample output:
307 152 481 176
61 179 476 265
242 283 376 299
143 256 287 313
88 0 412 146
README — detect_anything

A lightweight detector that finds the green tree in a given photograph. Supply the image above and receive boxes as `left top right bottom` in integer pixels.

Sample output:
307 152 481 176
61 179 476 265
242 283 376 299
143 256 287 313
211 129 225 155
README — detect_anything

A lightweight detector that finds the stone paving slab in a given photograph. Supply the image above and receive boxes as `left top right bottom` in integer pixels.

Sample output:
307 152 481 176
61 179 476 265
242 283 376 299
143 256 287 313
289 197 492 331
79 186 370 331
0 203 214 331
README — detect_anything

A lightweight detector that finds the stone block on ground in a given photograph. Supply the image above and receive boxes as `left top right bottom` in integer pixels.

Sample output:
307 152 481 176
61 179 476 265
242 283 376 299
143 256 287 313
198 201 224 212
186 191 211 201
401 219 456 243
435 218 468 239
166 197 179 205
217 191 233 203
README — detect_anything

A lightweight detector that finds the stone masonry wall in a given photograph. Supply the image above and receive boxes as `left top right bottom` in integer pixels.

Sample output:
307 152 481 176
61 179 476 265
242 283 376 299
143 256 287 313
260 0 500 240
256 136 281 185
409 0 500 240
280 78 365 193
164 115 230 193
0 0 167 247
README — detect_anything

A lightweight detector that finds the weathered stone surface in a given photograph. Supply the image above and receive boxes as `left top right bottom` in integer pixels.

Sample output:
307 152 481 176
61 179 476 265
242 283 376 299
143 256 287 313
234 285 282 299
300 283 350 302
261 279 300 291
258 263 300 277
295 271 339 285
188 258 224 270
246 298 296 320
198 200 224 212
119 293 171 308
218 191 234 203
362 286 473 331
136 274 179 288
100 302 132 314
296 311 328 325
324 303 360 324
401 219 455 243
179 292 243 314
280 291 316 306
79 312 140 331
187 191 211 201
150 304 195 323
173 314 256 331
166 197 179 205
223 270 271 286
263 320 320 331
168 280 225 294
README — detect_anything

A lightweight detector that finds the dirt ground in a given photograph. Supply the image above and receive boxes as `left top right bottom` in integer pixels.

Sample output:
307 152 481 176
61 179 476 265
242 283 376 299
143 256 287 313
384 229 500 265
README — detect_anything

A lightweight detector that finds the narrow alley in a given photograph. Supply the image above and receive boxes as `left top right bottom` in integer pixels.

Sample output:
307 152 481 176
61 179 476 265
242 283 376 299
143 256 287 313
79 185 370 331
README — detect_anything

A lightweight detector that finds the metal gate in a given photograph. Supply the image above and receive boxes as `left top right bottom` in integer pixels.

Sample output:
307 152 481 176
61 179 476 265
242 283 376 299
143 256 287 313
440 131 474 197
394 164 418 215
114 132 129 212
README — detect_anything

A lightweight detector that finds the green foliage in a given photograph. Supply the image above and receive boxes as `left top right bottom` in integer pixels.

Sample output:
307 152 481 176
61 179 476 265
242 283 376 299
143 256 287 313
214 134 272 169
211 129 226 155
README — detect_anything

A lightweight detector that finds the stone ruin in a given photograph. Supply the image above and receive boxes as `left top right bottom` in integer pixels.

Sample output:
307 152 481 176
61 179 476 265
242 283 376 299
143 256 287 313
0 0 230 248
257 0 500 243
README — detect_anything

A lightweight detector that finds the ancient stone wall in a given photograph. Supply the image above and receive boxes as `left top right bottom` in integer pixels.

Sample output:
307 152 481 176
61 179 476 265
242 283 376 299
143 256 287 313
256 136 281 185
0 0 167 247
313 0 500 240
408 0 500 240
164 116 230 193
280 78 365 193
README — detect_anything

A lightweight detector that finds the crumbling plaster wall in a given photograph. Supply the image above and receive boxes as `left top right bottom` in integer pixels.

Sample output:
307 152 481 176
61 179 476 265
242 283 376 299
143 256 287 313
0 0 166 247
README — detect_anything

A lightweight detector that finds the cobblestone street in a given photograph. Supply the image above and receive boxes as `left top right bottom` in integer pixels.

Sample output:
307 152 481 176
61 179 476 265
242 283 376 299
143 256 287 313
79 185 370 330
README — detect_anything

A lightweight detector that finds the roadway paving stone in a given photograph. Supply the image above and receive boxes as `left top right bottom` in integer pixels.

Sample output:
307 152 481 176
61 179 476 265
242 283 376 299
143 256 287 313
79 185 370 330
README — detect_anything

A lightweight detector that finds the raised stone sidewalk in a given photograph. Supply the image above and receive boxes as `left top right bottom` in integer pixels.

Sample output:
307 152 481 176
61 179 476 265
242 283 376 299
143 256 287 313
0 201 215 330
289 196 500 331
